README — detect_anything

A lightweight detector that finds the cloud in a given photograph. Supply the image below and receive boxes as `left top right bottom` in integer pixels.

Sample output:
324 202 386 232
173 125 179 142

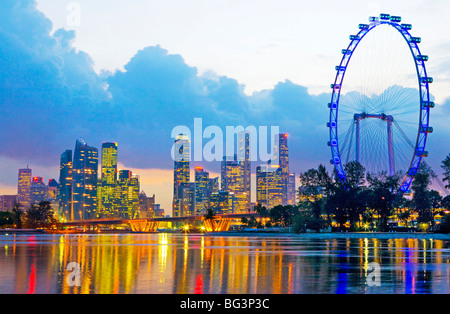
1 0 449 208
0 0 109 166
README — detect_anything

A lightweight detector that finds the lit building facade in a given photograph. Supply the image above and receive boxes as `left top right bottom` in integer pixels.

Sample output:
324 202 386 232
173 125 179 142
0 195 17 212
221 155 249 213
287 173 296 205
30 177 47 206
256 133 291 208
178 182 196 217
114 170 140 219
98 142 118 218
173 134 190 217
195 167 209 215
239 132 251 212
138 191 156 218
18 167 32 209
59 150 73 221
210 191 231 214
72 139 99 220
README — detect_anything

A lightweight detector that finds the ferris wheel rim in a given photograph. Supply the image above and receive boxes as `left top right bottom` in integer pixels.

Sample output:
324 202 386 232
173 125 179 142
328 14 433 193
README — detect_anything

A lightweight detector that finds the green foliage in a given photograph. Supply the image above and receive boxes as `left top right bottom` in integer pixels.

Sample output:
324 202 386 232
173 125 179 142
12 203 23 229
438 215 450 234
412 164 433 223
442 154 450 189
442 196 450 211
24 201 57 229
366 172 402 232
269 205 298 227
292 212 326 233
0 212 14 228
254 204 269 218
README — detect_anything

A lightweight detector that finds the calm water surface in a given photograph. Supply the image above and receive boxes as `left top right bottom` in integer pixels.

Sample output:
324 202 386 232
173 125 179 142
0 233 449 294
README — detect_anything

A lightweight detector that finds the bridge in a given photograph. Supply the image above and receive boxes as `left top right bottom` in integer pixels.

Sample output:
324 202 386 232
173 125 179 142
60 213 260 233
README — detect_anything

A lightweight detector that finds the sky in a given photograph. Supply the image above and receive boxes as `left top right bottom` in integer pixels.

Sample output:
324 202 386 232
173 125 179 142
1 0 450 214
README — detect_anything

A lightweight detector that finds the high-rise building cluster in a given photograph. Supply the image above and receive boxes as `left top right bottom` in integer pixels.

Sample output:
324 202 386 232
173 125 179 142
172 132 296 217
256 134 296 208
5 139 163 222
58 139 161 221
15 166 60 213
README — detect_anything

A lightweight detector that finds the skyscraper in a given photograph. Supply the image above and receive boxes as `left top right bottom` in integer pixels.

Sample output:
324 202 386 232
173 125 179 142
173 134 190 217
178 182 196 217
221 155 249 213
239 132 251 211
18 167 32 209
138 191 156 218
114 170 140 219
59 150 73 221
273 133 290 205
30 177 48 206
0 195 17 212
256 164 284 208
287 173 296 205
208 177 219 195
99 142 118 218
256 133 291 208
72 139 99 220
195 167 209 215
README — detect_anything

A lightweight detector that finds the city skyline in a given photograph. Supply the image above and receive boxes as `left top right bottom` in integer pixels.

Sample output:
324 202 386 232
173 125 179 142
0 1 449 215
5 130 297 220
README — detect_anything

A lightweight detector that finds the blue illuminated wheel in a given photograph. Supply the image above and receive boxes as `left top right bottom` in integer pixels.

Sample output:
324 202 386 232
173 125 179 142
328 14 433 193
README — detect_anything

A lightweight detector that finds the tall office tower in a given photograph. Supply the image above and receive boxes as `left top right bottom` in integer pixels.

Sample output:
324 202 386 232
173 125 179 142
18 167 32 209
115 170 140 219
195 167 209 215
272 133 290 205
59 150 73 221
138 191 156 218
208 177 219 195
178 182 196 217
72 139 99 221
47 179 59 200
221 155 249 213
30 177 48 206
238 132 251 211
173 134 190 217
99 142 118 218
209 191 231 214
287 173 296 205
256 165 284 208
256 166 268 206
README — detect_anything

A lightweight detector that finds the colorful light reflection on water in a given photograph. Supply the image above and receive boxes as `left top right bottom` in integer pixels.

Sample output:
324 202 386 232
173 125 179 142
0 234 450 294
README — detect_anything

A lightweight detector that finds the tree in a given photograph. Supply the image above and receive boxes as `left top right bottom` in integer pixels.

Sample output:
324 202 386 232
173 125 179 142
12 202 23 229
412 165 433 224
366 172 402 232
269 205 298 227
344 161 366 189
254 203 269 218
442 196 450 211
24 201 57 229
0 212 14 228
442 154 450 189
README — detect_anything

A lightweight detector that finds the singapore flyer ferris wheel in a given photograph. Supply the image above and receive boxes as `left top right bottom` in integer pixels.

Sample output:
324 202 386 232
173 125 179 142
328 13 434 193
